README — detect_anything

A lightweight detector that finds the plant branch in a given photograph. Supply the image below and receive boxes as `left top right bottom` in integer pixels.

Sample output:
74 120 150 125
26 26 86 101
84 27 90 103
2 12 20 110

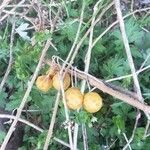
5 0 77 8
53 137 76 149
0 114 71 148
0 0 25 22
106 65 150 83
0 39 52 150
114 0 145 148
82 1 101 149
58 75 74 149
0 18 15 92
0 114 43 132
47 58 150 114
73 1 105 149
122 133 132 150
43 92 60 150
57 1 86 149
114 0 143 102
92 7 150 48
69 1 114 65
60 0 85 72
143 120 150 139
0 0 12 13
123 112 141 150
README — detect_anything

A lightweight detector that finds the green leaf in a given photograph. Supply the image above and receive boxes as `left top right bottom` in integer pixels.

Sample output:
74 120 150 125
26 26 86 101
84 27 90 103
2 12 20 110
16 23 31 41
92 40 106 55
111 102 132 117
0 91 7 107
113 18 144 44
102 55 129 78
5 90 31 110
75 110 92 124
61 20 79 41
0 131 6 144
136 32 150 50
135 128 145 141
113 115 125 134
131 128 145 149
14 43 41 80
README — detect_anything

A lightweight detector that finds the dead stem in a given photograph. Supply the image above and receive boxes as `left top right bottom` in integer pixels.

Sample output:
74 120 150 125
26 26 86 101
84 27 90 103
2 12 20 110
114 0 145 148
43 92 61 150
123 111 141 150
0 114 71 148
46 58 150 114
0 39 52 150
0 18 15 92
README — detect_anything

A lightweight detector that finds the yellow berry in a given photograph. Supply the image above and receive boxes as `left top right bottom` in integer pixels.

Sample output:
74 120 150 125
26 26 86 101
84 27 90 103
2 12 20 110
36 75 53 92
83 92 102 113
52 73 70 90
65 87 83 110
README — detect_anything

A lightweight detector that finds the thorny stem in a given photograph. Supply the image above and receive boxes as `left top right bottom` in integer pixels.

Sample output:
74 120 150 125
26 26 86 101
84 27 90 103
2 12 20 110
4 0 77 8
60 0 85 73
106 61 150 82
108 139 118 149
0 0 12 13
59 74 74 149
0 114 43 132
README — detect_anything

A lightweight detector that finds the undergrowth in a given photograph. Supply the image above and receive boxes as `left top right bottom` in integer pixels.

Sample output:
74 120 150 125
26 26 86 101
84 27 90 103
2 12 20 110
0 0 150 149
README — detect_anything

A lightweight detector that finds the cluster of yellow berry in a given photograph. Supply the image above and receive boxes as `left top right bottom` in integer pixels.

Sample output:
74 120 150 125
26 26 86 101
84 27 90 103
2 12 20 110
36 70 103 113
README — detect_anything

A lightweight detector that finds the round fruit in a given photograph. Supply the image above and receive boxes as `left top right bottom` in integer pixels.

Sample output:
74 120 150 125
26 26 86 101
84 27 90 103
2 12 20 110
36 75 53 92
83 92 102 113
65 87 83 110
52 72 70 90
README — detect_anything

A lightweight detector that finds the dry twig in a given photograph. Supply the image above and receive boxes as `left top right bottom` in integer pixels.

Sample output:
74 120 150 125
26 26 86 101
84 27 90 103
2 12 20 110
56 1 86 149
106 66 150 82
123 112 141 150
43 92 60 150
0 0 12 13
0 114 71 148
0 18 15 92
114 0 143 101
47 58 150 114
114 0 146 149
92 7 150 48
68 1 114 65
0 39 52 150
0 0 25 22
122 133 132 150
143 120 150 139
0 114 43 132
73 1 108 149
